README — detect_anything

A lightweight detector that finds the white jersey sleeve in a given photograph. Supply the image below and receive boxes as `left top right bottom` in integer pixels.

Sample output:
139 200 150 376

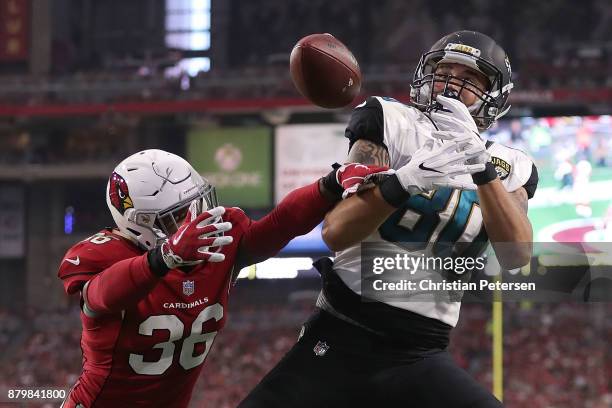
487 141 538 198
345 96 435 169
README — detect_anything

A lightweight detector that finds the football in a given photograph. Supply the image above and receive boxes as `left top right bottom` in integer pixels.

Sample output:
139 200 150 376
290 33 362 108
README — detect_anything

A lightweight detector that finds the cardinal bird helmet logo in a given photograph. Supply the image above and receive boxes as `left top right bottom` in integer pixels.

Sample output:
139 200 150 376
108 172 134 215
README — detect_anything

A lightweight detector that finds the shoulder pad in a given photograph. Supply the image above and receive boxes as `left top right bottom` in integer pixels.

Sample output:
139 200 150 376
345 97 385 148
58 230 141 294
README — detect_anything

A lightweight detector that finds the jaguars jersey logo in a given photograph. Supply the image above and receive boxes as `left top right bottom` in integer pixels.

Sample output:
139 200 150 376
108 172 134 214
491 156 511 180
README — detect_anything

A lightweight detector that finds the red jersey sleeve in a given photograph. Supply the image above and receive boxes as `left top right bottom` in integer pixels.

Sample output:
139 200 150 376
236 181 334 265
58 230 142 295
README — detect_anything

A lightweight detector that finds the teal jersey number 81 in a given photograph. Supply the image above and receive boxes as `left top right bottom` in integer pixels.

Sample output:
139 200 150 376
378 188 487 255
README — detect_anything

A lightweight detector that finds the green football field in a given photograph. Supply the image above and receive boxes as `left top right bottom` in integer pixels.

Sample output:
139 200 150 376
536 166 612 189
528 166 612 243
529 201 609 238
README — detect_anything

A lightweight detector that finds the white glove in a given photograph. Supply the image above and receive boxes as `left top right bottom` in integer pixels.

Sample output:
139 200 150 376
430 95 490 165
395 138 486 194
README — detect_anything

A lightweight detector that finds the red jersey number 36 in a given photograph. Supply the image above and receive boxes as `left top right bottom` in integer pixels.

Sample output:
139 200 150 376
128 303 223 375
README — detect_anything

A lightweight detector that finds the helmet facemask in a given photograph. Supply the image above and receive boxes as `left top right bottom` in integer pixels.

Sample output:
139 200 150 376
154 184 218 236
411 48 513 131
120 183 218 249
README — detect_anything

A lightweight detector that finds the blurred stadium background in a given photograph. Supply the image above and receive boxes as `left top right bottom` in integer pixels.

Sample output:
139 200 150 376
0 0 611 407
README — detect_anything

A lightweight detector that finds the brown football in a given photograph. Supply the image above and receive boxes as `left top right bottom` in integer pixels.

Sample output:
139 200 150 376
290 33 362 109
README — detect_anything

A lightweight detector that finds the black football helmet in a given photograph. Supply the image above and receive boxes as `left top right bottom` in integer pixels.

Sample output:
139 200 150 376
411 30 514 130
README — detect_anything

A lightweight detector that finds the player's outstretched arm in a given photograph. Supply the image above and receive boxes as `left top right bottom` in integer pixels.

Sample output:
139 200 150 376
235 180 333 269
323 139 485 251
236 163 390 267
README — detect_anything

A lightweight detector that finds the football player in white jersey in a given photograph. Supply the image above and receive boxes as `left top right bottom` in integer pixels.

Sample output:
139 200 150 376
240 31 538 408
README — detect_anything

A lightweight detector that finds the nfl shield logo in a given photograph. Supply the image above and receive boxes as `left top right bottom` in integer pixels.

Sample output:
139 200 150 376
313 341 329 357
182 280 195 296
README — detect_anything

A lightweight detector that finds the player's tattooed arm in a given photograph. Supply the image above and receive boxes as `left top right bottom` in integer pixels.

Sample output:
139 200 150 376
346 139 390 166
322 140 395 251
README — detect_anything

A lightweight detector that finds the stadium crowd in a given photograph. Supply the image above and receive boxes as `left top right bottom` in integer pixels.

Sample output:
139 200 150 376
0 127 129 165
2 0 612 105
0 300 609 407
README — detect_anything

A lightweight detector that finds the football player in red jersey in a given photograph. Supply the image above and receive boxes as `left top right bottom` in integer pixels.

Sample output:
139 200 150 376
57 149 389 408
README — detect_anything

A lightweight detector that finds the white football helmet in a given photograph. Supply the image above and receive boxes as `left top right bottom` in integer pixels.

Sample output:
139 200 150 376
106 149 217 250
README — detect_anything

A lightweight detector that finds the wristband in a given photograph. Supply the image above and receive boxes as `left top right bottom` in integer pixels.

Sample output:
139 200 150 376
379 174 411 207
471 162 498 185
320 163 344 201
147 246 170 277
